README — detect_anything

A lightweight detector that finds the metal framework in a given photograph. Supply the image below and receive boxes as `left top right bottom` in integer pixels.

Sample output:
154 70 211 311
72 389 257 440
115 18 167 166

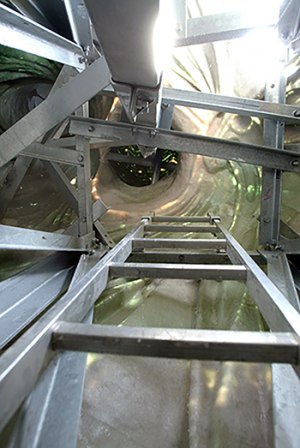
0 0 300 446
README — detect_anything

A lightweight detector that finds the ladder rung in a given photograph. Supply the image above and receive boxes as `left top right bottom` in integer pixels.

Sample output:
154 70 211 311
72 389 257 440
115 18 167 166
144 224 221 233
52 322 299 364
151 216 214 223
133 238 227 250
129 252 230 264
109 262 247 281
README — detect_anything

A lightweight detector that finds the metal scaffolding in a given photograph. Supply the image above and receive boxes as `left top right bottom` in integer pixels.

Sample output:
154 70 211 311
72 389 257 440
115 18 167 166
0 0 300 446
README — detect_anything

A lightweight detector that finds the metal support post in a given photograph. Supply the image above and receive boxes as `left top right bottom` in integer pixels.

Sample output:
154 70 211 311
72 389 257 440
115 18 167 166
76 105 93 240
260 64 286 246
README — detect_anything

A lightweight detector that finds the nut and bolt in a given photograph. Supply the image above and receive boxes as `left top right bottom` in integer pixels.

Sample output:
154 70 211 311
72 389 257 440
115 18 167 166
88 125 95 132
77 154 84 162
291 160 299 167
293 110 300 117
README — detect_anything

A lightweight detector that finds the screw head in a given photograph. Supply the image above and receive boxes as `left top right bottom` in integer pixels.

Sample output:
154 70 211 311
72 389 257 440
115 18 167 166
77 154 84 162
291 160 299 167
88 125 95 132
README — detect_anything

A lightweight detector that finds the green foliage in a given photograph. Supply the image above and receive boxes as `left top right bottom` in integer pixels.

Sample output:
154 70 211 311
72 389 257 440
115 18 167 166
0 44 60 83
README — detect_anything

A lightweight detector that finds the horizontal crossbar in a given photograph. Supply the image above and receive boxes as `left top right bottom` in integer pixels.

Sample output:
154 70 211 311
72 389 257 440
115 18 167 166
0 224 86 252
109 262 247 281
144 225 220 233
132 238 226 250
52 322 300 364
151 215 214 223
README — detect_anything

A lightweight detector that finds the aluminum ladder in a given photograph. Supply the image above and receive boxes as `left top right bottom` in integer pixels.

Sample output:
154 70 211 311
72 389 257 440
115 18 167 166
1 215 300 446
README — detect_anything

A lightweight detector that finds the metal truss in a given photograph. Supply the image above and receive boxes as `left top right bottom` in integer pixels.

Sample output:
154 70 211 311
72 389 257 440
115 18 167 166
0 1 300 446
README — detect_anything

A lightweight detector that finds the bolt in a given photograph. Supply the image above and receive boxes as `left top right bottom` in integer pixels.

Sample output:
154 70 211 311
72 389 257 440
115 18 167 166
263 218 271 223
88 125 95 132
81 217 87 223
150 129 157 137
270 83 275 89
162 103 170 109
293 110 300 117
291 160 299 167
281 30 289 40
77 154 84 162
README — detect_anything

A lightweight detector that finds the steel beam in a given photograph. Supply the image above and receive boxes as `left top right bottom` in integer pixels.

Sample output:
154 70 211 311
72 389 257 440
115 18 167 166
263 251 300 312
175 11 276 47
0 3 85 68
162 87 300 124
264 249 300 448
0 57 111 168
0 220 146 431
260 72 286 246
6 253 103 448
280 237 300 253
0 254 76 349
109 262 247 281
52 323 299 364
0 224 85 252
64 0 95 56
21 143 82 166
69 118 300 172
